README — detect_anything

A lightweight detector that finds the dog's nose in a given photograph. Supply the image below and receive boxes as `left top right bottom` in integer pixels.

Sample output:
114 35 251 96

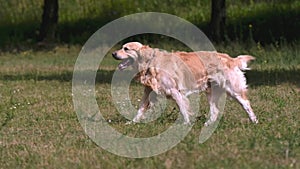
112 52 116 57
112 52 119 59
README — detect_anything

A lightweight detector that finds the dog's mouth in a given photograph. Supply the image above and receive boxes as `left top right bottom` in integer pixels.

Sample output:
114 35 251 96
118 58 134 70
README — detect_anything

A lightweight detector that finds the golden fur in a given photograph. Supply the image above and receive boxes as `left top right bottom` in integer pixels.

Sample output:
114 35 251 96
112 42 258 125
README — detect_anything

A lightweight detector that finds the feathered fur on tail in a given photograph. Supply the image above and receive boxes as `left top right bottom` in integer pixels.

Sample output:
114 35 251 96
235 55 255 70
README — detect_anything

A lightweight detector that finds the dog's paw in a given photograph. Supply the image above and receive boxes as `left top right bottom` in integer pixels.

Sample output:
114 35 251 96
183 121 192 126
204 121 211 127
252 118 259 124
204 119 217 126
125 121 134 125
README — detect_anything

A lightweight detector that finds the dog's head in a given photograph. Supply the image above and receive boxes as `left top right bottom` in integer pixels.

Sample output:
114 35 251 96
112 42 145 70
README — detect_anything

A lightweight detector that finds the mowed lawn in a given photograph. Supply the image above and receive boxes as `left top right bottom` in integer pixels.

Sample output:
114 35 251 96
0 44 299 169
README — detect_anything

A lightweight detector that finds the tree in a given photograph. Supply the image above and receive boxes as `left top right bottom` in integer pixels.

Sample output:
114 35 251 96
210 0 226 42
38 0 59 42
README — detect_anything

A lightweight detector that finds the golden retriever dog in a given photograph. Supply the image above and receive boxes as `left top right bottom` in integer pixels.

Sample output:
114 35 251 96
112 42 258 125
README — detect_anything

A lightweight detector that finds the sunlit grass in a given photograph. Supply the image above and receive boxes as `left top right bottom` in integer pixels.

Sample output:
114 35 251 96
0 43 299 168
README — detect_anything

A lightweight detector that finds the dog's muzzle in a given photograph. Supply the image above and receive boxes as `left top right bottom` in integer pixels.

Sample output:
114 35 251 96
112 52 134 70
118 58 133 70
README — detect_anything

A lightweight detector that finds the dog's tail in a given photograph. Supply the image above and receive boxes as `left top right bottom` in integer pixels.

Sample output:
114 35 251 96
235 55 255 70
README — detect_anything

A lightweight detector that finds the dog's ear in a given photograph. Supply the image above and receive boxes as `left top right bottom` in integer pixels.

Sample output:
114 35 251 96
141 45 149 49
138 47 155 62
136 45 149 52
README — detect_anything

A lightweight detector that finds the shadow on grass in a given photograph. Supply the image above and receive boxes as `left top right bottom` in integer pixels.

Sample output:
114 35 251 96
0 70 115 83
246 68 300 88
0 71 73 82
1 69 299 89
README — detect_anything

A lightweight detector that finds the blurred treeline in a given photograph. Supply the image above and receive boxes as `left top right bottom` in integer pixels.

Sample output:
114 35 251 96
0 0 299 48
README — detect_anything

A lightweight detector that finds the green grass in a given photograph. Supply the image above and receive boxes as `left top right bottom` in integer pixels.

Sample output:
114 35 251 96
0 42 299 168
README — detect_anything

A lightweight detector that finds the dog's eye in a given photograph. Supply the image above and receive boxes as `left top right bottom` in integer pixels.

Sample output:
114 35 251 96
124 47 129 51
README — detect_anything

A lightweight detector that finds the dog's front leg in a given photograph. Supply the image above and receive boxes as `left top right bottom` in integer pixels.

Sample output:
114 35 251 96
133 87 152 123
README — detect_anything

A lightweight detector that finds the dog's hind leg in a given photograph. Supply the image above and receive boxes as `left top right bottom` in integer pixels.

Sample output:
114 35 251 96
233 91 258 124
205 85 227 126
225 69 258 124
169 88 193 124
133 87 152 123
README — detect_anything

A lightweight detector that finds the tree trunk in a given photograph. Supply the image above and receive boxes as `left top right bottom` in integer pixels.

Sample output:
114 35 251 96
38 0 59 42
210 0 226 42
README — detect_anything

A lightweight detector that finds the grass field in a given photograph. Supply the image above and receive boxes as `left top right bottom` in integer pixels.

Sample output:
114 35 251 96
0 41 299 168
0 0 299 168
